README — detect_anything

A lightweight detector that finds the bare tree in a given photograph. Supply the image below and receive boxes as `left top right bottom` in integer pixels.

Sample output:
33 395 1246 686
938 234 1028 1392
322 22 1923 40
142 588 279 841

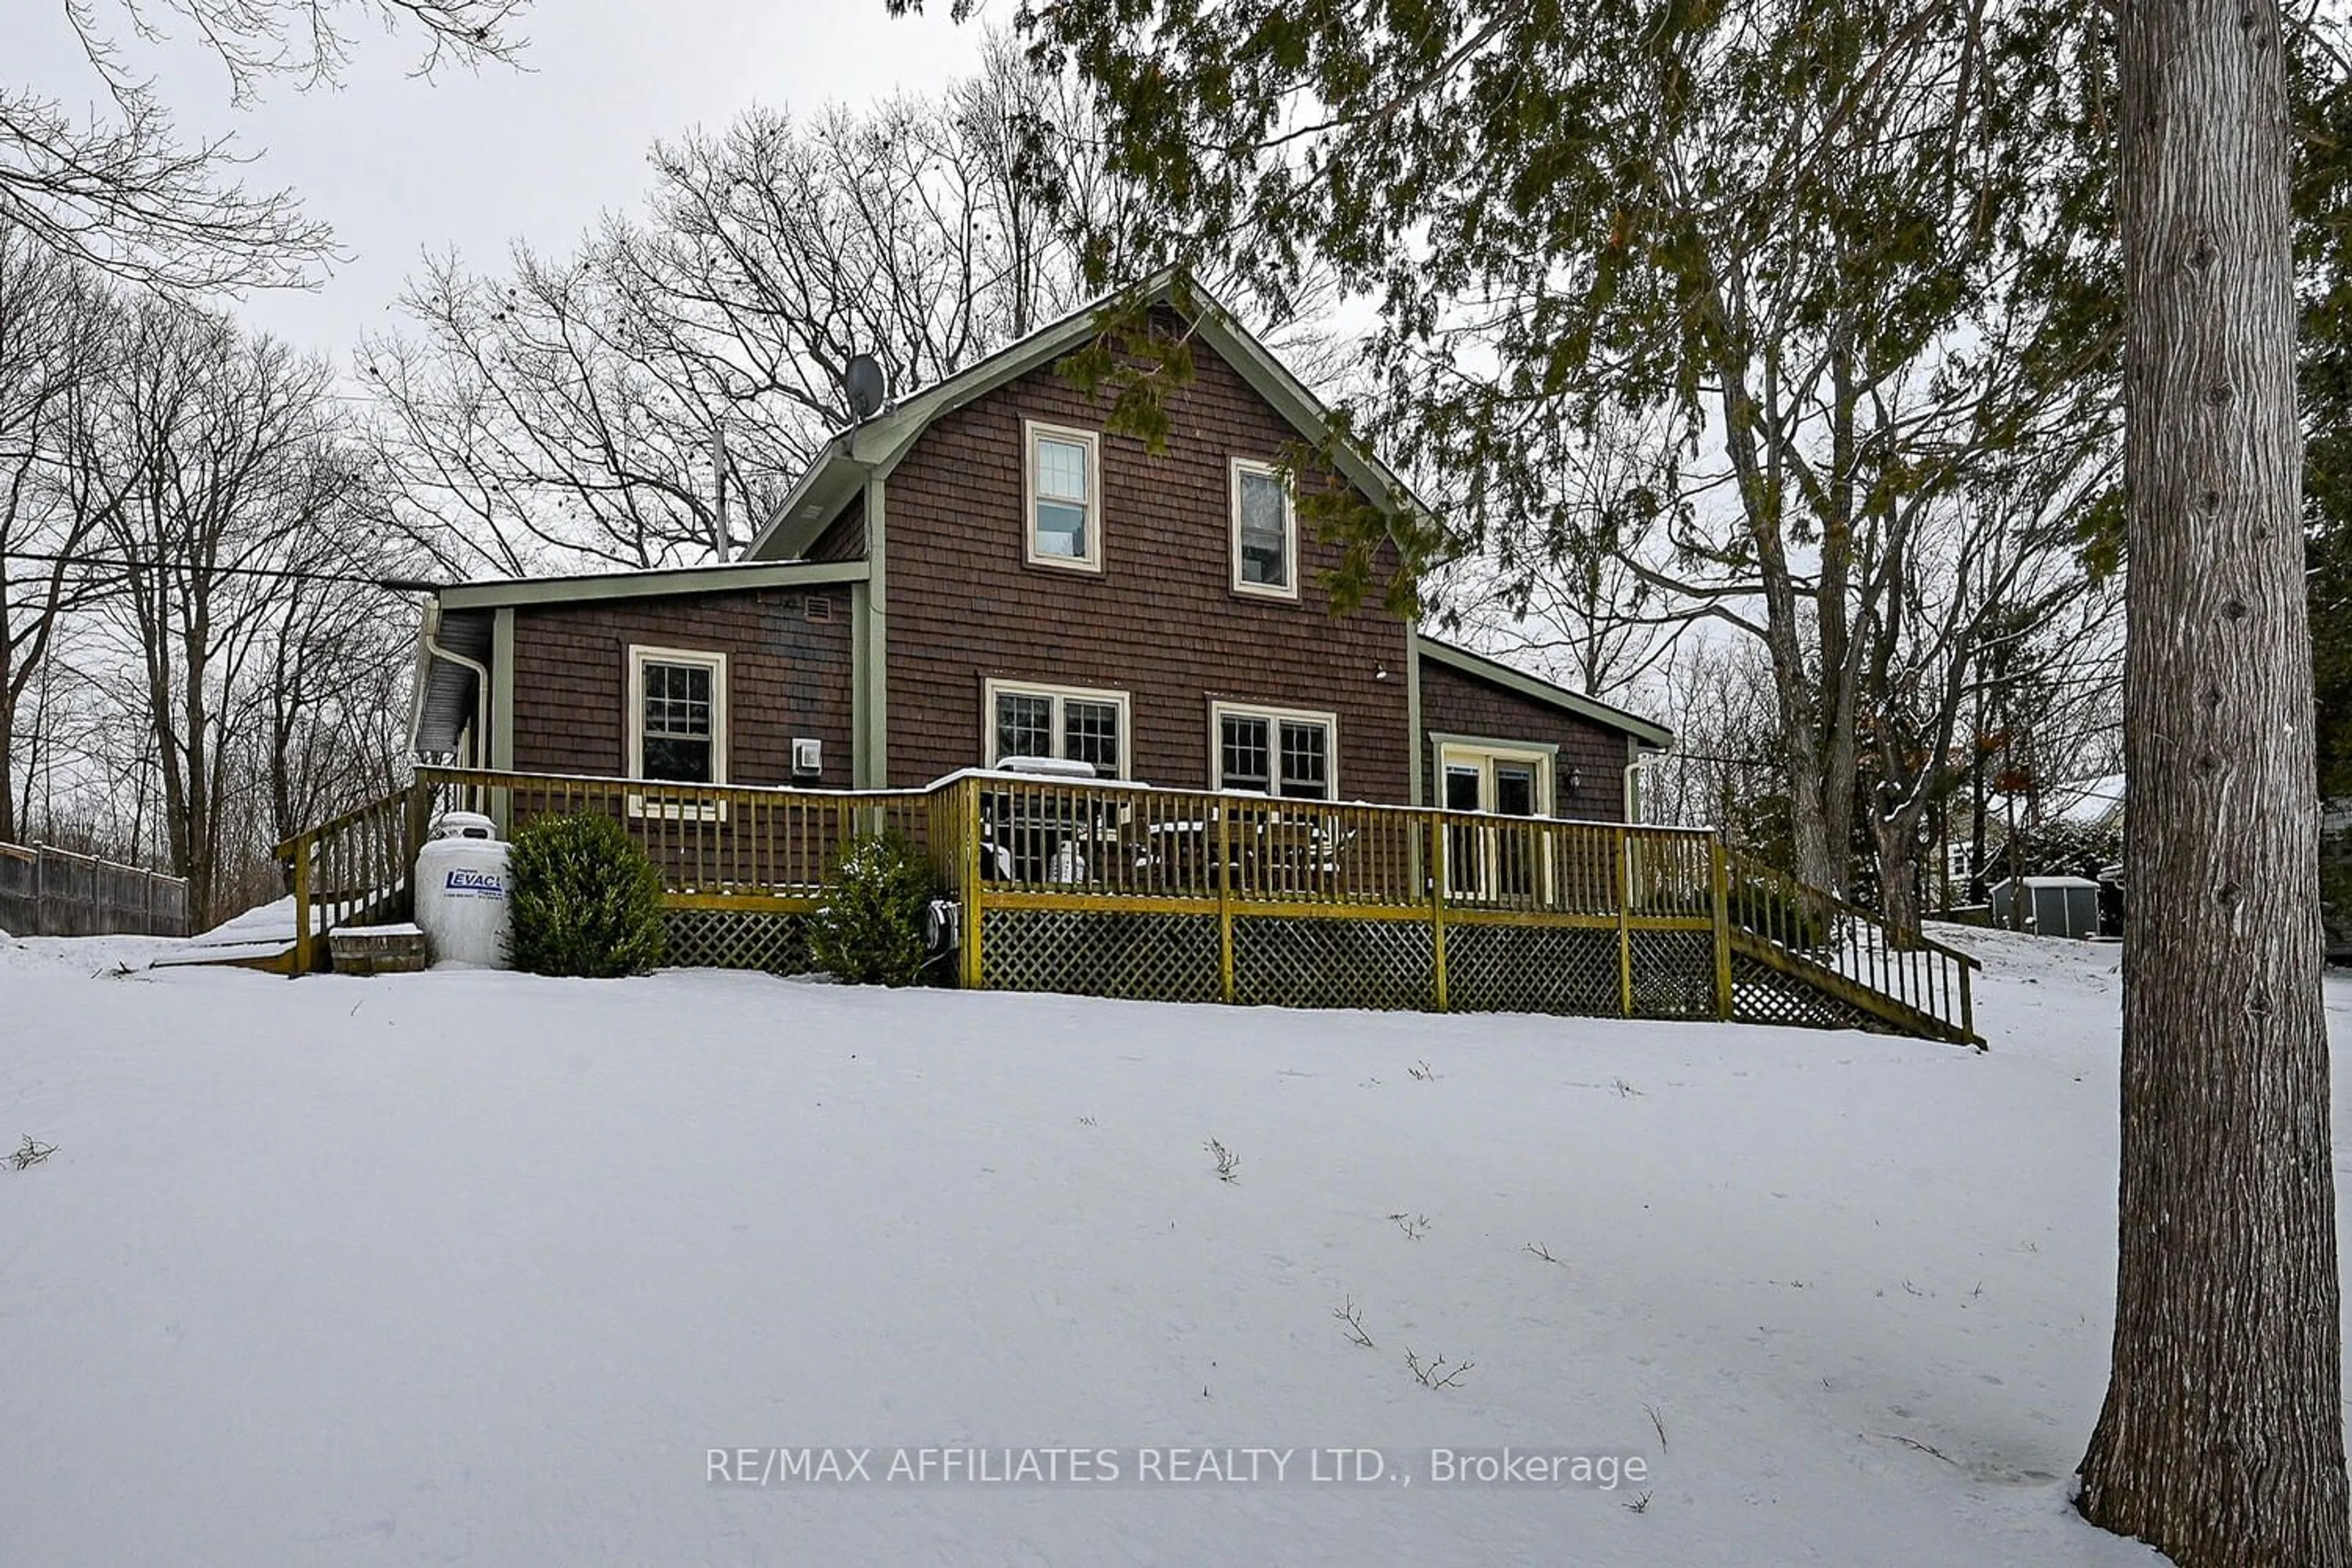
365 245 719 574
2075 0 2350 1561
65 300 386 921
1639 638 1780 834
1426 410 1681 702
5 0 527 292
258 499 419 846
0 226 114 842
1857 453 2116 940
366 47 1129 573
366 37 1340 576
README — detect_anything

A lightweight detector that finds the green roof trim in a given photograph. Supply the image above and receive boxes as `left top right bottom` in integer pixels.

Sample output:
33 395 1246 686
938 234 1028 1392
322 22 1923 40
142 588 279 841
745 268 1431 563
1412 634 1675 750
437 558 868 611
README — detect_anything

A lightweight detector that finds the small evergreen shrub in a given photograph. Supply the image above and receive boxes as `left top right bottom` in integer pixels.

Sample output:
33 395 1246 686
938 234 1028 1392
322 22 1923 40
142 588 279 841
810 830 940 987
504 810 667 977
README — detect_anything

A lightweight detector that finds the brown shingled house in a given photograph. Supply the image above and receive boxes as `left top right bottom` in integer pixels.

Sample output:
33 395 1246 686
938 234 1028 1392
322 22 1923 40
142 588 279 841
407 274 1672 829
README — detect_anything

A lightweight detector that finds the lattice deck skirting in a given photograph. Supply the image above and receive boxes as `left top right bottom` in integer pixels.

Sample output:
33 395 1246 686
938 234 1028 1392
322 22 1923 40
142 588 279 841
1234 914 1434 1010
981 908 1223 1003
1446 923 1618 1014
646 900 1951 1042
977 902 1736 1025
1627 929 1719 1020
1728 952 1885 1035
662 908 813 974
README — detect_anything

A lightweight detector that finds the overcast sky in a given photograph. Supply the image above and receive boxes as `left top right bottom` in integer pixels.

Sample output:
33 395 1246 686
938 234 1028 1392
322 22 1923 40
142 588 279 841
20 2 989 363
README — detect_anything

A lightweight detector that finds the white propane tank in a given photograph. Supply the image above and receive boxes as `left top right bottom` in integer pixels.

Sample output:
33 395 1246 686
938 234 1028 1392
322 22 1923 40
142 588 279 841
414 831 513 967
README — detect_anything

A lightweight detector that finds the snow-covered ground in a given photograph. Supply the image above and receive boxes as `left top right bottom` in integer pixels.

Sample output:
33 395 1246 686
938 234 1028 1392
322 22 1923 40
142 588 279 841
2 924 2336 1565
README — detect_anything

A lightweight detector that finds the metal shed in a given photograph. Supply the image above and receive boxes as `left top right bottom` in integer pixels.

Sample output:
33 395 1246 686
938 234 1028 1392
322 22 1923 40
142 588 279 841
1989 875 2103 940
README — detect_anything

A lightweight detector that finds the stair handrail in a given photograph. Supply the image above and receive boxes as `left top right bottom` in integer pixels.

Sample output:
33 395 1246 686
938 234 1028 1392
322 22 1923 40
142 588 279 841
1722 845 1983 1046
276 782 425 974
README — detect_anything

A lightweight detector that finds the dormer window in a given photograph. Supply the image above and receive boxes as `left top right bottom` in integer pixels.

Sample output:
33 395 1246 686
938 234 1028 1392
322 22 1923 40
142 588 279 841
1231 459 1297 599
1024 421 1102 571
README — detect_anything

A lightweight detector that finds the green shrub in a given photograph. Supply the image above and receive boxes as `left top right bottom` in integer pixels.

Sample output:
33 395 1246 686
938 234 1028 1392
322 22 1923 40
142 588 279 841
504 811 667 978
810 830 940 987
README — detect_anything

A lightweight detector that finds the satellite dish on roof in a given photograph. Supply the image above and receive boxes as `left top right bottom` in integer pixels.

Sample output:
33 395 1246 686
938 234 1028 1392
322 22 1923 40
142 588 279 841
843 354 888 423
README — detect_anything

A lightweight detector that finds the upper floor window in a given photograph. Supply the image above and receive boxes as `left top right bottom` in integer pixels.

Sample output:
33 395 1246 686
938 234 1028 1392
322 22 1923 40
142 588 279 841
1024 421 1102 571
985 678 1128 778
1230 459 1297 599
1213 701 1335 799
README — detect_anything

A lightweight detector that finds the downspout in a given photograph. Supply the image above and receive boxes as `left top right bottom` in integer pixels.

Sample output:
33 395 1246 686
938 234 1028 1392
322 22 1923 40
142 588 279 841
420 600 492 813
1624 738 1675 827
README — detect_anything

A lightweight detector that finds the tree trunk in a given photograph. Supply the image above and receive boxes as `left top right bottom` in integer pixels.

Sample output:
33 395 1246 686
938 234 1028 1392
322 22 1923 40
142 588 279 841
1873 807 1923 949
1967 728 1989 904
0 636 15 845
2078 1 2350 1562
2006 794 2028 930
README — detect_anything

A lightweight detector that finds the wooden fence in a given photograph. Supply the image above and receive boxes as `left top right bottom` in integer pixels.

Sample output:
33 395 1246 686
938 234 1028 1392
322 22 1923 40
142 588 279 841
316 766 1979 1047
0 843 190 938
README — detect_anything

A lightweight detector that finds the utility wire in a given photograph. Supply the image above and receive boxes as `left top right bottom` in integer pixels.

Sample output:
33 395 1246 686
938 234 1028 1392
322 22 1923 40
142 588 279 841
0 549 441 594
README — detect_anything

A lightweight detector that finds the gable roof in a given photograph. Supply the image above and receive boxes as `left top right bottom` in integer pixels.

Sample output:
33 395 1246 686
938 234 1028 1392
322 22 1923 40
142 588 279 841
1413 634 1676 750
745 268 1429 562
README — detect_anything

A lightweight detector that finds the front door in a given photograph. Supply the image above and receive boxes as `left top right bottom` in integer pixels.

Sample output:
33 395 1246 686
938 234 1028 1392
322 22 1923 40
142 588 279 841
1441 748 1549 901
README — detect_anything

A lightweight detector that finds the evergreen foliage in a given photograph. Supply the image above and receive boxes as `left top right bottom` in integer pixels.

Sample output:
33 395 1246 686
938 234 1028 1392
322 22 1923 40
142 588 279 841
2297 31 2352 798
503 812 667 978
809 831 940 987
905 0 2139 907
2000 817 2124 884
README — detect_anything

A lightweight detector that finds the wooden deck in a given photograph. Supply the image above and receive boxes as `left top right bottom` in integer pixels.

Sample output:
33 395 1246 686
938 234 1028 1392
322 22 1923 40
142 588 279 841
265 767 1981 1047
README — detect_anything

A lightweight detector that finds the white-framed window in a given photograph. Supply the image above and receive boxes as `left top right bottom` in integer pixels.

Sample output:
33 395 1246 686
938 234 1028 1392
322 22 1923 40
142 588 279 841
1229 458 1297 599
1023 420 1102 571
627 645 728 815
984 678 1129 778
1436 742 1554 819
1212 701 1337 799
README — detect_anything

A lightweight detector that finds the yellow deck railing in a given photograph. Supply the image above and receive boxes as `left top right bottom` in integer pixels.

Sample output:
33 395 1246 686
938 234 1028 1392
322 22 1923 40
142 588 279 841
274 783 432 974
277 766 1978 1046
1722 848 1981 1045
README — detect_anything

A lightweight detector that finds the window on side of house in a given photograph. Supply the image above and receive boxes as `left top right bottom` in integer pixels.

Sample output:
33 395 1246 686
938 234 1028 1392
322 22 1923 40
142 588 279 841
1025 421 1102 571
984 679 1129 778
628 646 728 785
623 646 729 822
1230 458 1297 598
1213 702 1336 799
